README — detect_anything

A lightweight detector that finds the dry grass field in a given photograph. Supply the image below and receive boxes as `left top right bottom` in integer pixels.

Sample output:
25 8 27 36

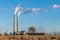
0 35 60 40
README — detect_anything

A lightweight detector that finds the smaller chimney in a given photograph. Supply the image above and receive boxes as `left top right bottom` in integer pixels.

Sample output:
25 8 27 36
17 16 20 33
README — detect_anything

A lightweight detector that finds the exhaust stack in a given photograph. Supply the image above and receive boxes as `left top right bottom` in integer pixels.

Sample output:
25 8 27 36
13 15 17 34
17 11 21 34
17 16 20 33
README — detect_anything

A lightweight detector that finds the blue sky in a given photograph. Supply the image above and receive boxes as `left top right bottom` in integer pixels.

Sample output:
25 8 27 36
0 0 60 33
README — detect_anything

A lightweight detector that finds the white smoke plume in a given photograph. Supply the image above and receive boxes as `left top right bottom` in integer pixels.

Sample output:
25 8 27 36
14 4 40 15
14 4 24 16
17 7 23 16
24 8 40 13
14 6 20 15
31 8 40 13
18 11 22 16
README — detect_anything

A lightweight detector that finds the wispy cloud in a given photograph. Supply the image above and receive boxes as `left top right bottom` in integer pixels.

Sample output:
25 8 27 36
51 4 60 8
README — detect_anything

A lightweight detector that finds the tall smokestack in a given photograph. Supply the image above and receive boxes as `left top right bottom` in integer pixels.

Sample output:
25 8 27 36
17 16 20 32
17 16 18 32
17 11 21 33
13 14 17 34
13 5 20 34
